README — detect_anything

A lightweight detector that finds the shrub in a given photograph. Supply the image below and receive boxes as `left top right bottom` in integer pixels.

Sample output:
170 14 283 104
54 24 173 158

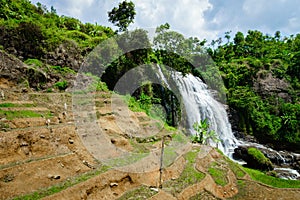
24 58 43 67
54 80 68 91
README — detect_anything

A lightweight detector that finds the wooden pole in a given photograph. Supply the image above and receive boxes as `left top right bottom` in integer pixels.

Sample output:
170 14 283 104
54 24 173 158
159 136 165 188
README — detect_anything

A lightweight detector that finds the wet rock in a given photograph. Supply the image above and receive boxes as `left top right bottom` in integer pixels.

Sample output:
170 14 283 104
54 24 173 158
234 144 300 179
233 146 274 171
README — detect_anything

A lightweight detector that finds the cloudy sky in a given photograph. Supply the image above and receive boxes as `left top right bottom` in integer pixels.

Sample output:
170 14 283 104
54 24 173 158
30 0 300 42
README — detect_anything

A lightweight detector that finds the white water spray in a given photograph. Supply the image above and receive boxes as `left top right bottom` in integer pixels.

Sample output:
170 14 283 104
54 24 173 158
156 65 238 156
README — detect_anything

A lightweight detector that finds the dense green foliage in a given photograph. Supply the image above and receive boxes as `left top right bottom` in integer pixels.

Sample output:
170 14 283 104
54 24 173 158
0 0 114 60
211 30 300 151
192 119 220 144
108 0 136 32
1 0 299 151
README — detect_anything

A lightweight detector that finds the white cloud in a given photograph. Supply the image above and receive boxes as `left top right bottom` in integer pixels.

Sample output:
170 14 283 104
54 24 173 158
30 0 300 41
134 0 213 39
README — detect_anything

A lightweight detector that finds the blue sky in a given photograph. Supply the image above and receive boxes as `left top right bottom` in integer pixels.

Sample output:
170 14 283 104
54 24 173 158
30 0 300 42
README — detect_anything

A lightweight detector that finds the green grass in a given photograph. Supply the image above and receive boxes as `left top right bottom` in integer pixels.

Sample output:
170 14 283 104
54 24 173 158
104 152 149 168
51 65 76 75
224 157 246 178
228 180 247 200
0 103 35 108
24 58 43 67
12 165 110 200
117 185 158 200
162 149 205 194
129 139 151 154
243 167 300 188
163 146 178 167
208 162 228 186
0 110 53 120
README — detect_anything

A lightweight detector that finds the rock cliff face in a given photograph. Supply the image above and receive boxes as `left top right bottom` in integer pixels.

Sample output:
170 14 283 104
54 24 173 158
254 71 291 102
45 41 84 71
0 50 49 90
0 50 77 91
0 50 28 83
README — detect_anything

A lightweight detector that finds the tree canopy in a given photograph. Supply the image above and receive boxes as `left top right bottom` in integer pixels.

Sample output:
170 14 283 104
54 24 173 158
108 0 136 32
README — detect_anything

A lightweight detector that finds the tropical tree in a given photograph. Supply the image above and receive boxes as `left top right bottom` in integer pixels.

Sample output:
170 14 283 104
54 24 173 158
192 119 220 145
108 0 136 32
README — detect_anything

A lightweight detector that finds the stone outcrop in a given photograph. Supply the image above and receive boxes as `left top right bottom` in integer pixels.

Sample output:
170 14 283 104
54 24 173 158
0 50 28 83
233 146 274 171
45 41 83 71
234 145 300 179
254 71 291 101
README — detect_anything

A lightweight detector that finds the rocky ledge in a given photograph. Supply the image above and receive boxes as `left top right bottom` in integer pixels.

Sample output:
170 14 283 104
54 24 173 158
233 145 300 180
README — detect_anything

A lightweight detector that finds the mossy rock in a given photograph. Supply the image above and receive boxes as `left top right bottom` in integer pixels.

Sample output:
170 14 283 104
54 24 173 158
247 147 274 171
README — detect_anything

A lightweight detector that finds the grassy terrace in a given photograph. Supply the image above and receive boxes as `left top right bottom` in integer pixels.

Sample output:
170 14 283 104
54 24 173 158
12 165 110 200
208 162 228 186
0 110 53 120
243 167 300 188
0 103 35 108
118 185 158 200
162 149 205 195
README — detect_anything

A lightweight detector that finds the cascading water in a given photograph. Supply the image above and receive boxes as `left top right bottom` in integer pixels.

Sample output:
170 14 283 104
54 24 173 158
156 65 299 180
156 65 238 156
173 73 238 156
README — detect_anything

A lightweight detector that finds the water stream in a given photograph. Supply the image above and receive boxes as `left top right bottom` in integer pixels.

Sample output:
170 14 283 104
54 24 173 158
156 65 300 180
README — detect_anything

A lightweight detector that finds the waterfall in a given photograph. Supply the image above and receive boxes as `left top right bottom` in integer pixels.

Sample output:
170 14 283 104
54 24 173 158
174 73 238 155
156 65 238 156
154 65 300 180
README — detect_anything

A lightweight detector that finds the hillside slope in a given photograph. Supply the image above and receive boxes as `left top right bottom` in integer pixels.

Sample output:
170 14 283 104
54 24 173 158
0 81 300 199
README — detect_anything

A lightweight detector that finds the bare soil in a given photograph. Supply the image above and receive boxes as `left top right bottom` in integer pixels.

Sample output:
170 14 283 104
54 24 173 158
0 84 299 200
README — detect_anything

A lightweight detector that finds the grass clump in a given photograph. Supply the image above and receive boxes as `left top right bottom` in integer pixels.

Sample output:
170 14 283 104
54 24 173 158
51 65 76 75
0 103 35 108
225 158 246 178
0 110 52 120
54 80 68 91
243 167 300 188
208 162 228 186
24 58 43 67
118 185 158 200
